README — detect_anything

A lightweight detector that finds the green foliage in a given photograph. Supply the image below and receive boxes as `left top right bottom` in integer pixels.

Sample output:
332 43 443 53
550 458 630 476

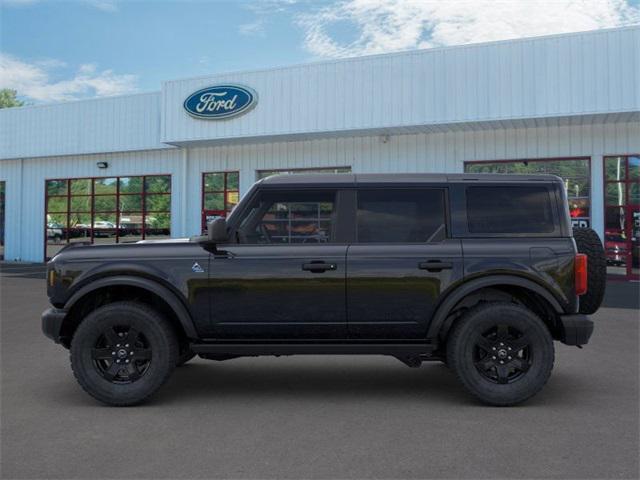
0 89 25 109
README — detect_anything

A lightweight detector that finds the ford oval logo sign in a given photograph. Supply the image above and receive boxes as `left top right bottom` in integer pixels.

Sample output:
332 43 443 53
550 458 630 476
183 85 257 120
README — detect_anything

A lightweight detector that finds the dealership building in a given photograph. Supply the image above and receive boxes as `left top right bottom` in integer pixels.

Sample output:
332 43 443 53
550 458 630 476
0 26 638 278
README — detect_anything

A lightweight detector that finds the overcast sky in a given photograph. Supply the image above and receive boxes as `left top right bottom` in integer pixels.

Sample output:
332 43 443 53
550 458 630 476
1 0 639 104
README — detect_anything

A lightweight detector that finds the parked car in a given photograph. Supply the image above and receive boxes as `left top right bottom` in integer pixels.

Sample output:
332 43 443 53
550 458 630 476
46 222 64 242
92 221 116 238
42 174 606 406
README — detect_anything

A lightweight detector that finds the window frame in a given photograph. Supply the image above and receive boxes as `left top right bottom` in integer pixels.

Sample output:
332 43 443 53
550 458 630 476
44 174 172 260
353 187 450 244
602 154 640 280
201 171 240 231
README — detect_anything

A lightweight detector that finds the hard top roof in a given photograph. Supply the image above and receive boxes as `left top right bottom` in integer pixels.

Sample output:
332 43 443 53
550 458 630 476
258 173 563 186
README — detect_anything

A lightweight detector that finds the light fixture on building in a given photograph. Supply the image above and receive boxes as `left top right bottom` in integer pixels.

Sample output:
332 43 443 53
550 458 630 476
380 134 390 144
96 162 109 169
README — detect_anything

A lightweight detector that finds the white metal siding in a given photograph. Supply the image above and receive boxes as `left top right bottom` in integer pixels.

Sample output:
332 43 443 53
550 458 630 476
0 92 168 160
0 149 183 261
162 27 640 145
1 125 637 263
172 120 640 246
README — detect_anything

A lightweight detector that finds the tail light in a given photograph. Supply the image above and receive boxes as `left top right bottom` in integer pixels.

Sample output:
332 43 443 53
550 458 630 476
575 254 588 296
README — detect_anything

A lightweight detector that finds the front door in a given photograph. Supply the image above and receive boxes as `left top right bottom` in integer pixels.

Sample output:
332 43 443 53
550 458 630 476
206 189 348 339
347 188 463 339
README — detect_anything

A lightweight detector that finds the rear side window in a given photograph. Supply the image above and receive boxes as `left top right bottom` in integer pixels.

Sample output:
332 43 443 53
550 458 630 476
466 186 554 234
357 189 446 243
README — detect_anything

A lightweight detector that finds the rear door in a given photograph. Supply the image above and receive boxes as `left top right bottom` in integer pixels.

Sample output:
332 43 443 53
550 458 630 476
346 187 463 339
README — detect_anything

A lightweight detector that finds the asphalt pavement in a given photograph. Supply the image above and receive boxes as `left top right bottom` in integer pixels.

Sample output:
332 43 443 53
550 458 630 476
1 263 638 479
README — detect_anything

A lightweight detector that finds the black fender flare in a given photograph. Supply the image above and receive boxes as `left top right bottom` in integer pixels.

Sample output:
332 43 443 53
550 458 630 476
64 275 198 339
426 274 565 341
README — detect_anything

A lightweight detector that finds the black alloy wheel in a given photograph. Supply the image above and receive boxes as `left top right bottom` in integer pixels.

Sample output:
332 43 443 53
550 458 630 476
91 326 152 383
473 324 531 384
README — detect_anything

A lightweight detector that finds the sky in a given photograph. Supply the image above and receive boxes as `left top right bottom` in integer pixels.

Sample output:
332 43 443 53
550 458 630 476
1 0 639 104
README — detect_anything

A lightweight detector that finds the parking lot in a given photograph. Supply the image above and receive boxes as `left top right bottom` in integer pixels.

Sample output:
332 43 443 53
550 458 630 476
1 263 638 479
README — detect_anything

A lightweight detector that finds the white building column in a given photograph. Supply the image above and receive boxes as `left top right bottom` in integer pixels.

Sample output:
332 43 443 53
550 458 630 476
239 169 255 198
590 155 604 241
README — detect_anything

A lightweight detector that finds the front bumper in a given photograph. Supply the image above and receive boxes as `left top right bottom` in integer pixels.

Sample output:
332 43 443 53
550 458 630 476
41 307 67 344
559 314 594 346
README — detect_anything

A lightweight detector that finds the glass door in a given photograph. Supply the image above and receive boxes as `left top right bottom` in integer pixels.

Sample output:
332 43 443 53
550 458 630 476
604 156 639 280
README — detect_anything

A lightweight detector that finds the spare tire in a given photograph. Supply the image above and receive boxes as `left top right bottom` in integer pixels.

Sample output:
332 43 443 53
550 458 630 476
573 227 606 314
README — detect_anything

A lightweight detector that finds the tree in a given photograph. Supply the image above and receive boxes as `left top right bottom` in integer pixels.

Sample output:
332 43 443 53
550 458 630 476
0 89 24 109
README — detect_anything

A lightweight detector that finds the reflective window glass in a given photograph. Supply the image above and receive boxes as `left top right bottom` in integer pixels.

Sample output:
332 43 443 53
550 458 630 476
467 186 554 234
357 189 446 243
239 191 336 244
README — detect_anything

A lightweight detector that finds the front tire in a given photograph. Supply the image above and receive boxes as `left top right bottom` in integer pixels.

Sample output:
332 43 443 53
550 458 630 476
70 301 178 406
446 302 554 406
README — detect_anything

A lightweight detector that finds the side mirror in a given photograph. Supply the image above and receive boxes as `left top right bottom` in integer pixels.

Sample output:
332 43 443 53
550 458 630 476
207 217 229 243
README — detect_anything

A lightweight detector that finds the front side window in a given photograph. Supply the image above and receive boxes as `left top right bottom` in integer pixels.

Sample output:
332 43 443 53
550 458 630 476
357 189 446 243
238 191 336 244
466 186 554 234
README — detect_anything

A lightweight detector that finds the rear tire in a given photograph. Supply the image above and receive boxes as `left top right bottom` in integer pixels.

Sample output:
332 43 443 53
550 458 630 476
573 227 606 314
70 301 178 406
447 302 554 406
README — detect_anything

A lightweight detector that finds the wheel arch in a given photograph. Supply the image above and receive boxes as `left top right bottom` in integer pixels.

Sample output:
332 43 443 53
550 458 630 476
60 275 198 347
427 275 565 343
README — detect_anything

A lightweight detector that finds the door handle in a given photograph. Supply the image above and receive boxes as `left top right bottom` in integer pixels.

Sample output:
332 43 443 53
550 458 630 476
302 262 337 273
418 261 453 272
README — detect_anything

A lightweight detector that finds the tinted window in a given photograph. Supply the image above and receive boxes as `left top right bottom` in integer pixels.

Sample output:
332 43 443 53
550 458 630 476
357 189 446 243
466 186 554 234
239 191 336 244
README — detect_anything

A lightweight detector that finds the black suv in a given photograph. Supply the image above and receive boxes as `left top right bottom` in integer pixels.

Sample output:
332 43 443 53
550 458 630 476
42 174 605 406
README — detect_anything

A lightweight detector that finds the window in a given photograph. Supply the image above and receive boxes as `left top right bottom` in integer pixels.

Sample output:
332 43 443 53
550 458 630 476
256 167 351 180
45 175 171 259
238 191 336 244
465 158 591 229
604 155 639 278
357 189 446 243
202 171 239 230
466 186 554 234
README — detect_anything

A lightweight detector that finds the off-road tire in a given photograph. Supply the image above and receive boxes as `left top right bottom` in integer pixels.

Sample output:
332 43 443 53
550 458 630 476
573 227 606 314
447 302 554 406
70 301 178 406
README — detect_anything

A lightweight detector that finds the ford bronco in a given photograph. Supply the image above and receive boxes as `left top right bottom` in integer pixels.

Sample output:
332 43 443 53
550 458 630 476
42 174 606 406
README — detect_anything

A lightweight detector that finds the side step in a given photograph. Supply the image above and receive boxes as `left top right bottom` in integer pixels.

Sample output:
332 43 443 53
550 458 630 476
190 342 436 357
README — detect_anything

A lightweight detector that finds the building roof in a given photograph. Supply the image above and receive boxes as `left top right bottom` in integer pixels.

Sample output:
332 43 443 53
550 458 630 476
1 26 638 160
